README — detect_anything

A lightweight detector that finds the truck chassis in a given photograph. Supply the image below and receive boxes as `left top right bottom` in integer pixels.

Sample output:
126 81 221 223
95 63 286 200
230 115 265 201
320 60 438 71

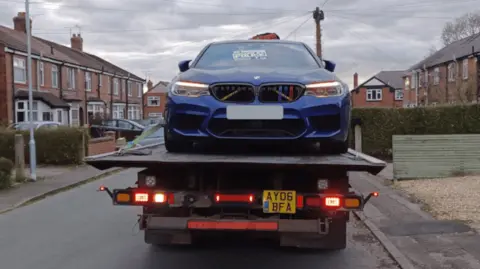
87 145 384 250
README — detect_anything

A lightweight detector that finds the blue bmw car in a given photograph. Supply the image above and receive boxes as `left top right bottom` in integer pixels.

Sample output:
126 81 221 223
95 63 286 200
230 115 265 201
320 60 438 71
164 40 351 154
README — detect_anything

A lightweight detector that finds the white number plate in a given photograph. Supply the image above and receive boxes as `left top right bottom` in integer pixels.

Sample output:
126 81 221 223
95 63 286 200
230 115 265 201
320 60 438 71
226 105 283 120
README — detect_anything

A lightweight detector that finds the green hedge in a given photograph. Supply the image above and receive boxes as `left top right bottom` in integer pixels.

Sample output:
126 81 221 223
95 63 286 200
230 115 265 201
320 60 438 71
0 126 89 165
351 105 480 159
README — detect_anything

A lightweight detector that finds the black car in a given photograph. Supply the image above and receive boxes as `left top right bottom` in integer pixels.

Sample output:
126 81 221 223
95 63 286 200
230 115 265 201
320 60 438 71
90 119 145 141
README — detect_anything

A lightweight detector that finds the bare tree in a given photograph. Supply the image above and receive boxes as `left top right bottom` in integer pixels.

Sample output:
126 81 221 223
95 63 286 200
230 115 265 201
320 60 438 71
441 12 480 46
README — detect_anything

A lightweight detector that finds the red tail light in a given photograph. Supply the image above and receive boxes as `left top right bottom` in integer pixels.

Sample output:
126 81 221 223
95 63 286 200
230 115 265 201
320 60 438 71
215 194 255 203
305 196 322 207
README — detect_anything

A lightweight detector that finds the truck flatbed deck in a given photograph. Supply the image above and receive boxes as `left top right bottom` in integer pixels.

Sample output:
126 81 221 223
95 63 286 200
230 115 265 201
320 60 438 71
85 145 386 175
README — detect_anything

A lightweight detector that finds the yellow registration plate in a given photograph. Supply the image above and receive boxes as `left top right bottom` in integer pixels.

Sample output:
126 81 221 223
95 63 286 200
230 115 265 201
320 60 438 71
262 190 296 214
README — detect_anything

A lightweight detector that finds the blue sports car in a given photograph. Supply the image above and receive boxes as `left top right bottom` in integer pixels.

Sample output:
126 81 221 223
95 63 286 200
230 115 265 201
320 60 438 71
164 40 351 154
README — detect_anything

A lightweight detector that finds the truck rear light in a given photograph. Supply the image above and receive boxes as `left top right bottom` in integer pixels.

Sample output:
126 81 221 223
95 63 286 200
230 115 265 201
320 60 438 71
324 196 341 208
134 192 149 202
305 196 322 207
154 193 166 203
344 197 361 208
215 194 255 203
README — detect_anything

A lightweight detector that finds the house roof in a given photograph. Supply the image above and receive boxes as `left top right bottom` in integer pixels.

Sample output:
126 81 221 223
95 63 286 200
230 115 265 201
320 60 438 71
355 70 405 90
0 25 144 81
147 81 169 93
375 70 405 89
15 90 70 108
408 33 480 71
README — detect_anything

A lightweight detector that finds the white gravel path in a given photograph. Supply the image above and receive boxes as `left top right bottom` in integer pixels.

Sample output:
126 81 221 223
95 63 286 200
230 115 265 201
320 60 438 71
395 175 480 231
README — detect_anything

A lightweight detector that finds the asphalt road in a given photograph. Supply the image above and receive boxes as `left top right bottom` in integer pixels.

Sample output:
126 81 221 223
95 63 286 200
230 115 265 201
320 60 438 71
0 169 399 269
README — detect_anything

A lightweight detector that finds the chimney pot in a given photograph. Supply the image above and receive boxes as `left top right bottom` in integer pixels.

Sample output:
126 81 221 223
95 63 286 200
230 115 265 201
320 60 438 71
353 72 359 88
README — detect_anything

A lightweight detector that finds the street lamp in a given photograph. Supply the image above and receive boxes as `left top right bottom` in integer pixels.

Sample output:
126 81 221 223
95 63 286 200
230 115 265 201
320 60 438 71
25 0 37 181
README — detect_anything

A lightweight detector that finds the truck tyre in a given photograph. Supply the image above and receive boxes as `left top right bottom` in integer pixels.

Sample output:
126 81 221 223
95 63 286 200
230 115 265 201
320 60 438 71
324 217 347 250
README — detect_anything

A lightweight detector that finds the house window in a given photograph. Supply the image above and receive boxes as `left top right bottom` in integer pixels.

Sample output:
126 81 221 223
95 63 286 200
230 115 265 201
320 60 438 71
52 65 58 88
366 89 382 101
39 62 44 86
113 78 119 95
107 77 110 93
147 96 160 106
137 83 142 97
424 70 428 85
16 100 38 122
13 57 26 83
433 67 440 85
87 104 104 118
395 89 403 100
411 72 417 88
149 112 162 118
448 63 455 82
128 81 132 96
98 74 102 87
57 110 62 124
127 105 140 120
113 104 125 119
463 59 468 79
404 77 410 89
67 68 76 89
42 112 53 121
85 72 92 91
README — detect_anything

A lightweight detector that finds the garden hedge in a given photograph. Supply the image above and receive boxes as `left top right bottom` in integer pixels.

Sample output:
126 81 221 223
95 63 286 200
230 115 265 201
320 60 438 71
351 105 480 159
0 126 89 165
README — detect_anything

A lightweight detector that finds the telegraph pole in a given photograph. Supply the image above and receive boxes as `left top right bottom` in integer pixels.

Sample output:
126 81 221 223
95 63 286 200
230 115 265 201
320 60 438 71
25 0 37 181
313 7 325 58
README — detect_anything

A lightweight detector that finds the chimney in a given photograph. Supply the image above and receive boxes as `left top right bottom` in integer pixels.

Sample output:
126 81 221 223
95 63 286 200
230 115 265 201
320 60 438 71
353 72 359 89
13 12 32 33
147 80 153 90
70 33 83 51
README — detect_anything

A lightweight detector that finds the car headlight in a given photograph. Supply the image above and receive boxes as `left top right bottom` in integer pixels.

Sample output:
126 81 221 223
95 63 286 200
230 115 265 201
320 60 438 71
171 81 210 97
305 81 345 97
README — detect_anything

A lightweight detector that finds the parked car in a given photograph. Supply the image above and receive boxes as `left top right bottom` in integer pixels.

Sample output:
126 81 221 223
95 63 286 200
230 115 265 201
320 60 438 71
164 39 350 154
135 125 164 147
9 121 62 130
90 119 145 141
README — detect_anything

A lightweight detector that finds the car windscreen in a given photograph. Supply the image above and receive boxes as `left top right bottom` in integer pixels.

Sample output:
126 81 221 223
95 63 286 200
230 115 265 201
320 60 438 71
194 42 320 70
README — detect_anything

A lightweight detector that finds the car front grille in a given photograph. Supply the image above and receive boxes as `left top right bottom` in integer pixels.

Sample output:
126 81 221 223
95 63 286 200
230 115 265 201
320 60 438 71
208 119 306 138
258 84 305 103
210 84 255 103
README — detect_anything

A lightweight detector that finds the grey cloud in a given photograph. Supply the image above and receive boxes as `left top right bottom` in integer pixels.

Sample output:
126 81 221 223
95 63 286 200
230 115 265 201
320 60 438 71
0 0 475 86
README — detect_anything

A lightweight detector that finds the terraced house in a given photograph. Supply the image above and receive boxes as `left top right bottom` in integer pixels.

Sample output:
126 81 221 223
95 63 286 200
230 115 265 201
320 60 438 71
403 33 480 107
0 12 145 126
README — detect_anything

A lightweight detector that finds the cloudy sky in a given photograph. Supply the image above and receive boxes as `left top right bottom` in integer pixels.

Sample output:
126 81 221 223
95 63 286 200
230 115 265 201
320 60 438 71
0 0 477 89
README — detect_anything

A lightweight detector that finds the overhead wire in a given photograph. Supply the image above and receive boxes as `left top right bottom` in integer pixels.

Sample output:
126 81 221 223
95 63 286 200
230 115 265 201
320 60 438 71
284 15 311 40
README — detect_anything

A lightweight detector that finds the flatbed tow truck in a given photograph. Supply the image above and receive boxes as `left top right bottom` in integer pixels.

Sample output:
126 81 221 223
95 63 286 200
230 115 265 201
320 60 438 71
85 130 385 250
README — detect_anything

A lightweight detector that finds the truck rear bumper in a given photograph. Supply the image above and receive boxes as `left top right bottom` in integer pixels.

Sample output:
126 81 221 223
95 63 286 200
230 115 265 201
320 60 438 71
144 216 329 234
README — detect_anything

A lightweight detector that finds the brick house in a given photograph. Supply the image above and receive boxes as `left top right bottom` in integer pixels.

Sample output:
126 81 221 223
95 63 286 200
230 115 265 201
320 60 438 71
403 33 480 107
143 80 168 119
0 12 145 126
351 71 405 108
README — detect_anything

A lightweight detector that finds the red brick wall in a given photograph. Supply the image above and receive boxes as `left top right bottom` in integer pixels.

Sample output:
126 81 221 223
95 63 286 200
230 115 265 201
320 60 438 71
2 52 144 123
403 57 479 106
143 91 166 118
352 87 402 108
87 136 116 156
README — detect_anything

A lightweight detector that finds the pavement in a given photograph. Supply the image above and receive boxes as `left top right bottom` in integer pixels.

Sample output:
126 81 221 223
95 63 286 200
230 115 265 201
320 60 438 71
351 171 480 269
0 165 121 213
0 168 400 269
